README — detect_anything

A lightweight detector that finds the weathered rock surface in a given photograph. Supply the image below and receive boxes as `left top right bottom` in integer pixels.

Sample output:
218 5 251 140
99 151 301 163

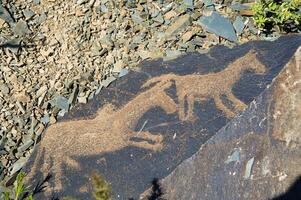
23 35 301 199
151 40 301 200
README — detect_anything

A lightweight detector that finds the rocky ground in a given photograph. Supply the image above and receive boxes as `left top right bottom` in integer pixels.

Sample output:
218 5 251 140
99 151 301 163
0 0 291 186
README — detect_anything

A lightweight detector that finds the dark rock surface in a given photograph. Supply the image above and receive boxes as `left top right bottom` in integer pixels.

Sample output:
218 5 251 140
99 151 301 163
150 41 301 200
23 35 301 199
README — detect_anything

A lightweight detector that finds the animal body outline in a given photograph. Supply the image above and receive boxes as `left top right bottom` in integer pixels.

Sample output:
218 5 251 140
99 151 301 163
142 49 267 121
28 81 177 192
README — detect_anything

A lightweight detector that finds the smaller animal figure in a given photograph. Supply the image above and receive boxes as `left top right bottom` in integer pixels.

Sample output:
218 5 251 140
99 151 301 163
142 50 267 121
27 81 177 193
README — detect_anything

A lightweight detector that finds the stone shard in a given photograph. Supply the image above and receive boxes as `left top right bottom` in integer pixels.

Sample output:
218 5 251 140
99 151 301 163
233 16 245 34
165 14 191 37
0 4 14 26
198 12 237 42
23 36 301 199
13 20 31 36
147 42 301 200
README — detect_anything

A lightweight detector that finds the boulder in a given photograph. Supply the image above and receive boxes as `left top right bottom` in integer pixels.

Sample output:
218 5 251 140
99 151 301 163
23 35 301 199
149 40 301 200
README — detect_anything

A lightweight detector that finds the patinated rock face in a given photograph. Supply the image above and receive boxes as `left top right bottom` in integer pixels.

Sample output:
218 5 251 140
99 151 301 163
150 44 301 200
23 35 301 199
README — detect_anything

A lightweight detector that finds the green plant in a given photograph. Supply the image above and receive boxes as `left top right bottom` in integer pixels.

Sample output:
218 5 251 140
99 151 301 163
252 0 301 32
91 171 112 200
2 172 33 200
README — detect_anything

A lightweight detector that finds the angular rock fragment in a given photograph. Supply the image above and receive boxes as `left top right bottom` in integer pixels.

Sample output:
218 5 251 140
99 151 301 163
198 12 237 42
13 20 31 36
233 16 245 34
0 4 14 26
165 14 191 37
50 96 70 112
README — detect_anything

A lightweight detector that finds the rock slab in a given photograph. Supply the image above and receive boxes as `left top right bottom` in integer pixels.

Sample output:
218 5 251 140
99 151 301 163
23 35 301 199
152 39 301 200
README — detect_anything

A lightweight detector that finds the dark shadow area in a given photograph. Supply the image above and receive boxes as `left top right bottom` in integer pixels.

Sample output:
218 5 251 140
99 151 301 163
271 176 301 200
129 178 165 200
20 173 52 200
147 178 165 200
0 42 34 49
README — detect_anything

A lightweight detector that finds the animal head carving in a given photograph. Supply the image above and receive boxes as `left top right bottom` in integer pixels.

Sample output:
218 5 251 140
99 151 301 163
243 49 267 74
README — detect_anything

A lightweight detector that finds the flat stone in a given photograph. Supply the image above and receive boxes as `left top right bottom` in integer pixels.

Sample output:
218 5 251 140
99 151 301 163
33 0 40 5
13 20 30 36
23 9 35 20
23 36 301 199
198 12 237 42
165 14 191 38
233 16 245 34
164 10 177 20
0 84 10 95
148 39 301 200
50 96 70 112
182 31 194 43
0 4 14 26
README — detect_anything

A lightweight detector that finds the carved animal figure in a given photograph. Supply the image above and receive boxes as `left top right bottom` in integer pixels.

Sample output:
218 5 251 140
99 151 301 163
142 50 267 121
28 81 177 192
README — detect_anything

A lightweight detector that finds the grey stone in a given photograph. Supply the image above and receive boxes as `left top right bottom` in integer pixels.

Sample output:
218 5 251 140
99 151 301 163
101 76 116 87
131 11 144 24
10 157 28 176
198 12 237 42
164 50 182 61
183 0 194 9
244 157 254 179
33 0 40 5
13 20 30 36
0 84 10 95
50 96 70 112
165 14 191 37
23 9 35 20
119 68 129 77
0 4 14 26
17 139 34 153
233 16 245 34
153 13 164 24
40 115 50 125
225 149 240 164
230 3 251 11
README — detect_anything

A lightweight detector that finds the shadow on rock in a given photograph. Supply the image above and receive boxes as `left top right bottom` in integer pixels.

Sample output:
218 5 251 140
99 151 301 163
271 176 301 200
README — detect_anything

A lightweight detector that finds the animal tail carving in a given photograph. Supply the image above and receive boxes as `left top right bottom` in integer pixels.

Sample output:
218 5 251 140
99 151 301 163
142 73 179 89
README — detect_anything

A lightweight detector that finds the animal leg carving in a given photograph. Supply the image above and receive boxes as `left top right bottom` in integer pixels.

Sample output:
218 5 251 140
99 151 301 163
186 94 197 122
135 131 163 143
128 138 163 152
226 92 247 111
157 91 178 114
52 161 64 192
178 93 187 121
214 97 236 118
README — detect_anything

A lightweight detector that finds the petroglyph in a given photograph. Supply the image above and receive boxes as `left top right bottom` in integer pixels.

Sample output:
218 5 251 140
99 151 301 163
28 81 177 192
142 50 267 121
